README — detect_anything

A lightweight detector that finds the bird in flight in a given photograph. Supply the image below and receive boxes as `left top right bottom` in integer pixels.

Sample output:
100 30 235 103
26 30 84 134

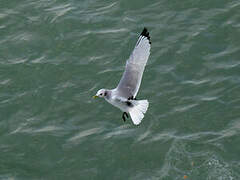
93 28 151 125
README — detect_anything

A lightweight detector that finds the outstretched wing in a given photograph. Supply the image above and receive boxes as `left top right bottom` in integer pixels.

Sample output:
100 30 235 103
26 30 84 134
116 28 151 99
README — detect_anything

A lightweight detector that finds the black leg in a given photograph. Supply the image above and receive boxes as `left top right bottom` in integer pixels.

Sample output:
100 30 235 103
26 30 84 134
122 112 129 122
122 112 126 122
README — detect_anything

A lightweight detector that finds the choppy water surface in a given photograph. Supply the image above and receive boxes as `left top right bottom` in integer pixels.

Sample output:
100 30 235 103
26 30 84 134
0 0 240 179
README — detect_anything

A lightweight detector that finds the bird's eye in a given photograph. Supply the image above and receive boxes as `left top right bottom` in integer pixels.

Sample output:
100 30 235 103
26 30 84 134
100 93 102 96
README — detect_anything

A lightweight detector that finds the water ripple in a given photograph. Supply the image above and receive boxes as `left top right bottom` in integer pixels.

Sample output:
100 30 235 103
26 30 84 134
68 127 103 143
45 3 75 23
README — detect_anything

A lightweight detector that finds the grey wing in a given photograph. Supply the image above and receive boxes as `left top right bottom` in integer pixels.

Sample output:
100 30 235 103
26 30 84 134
116 28 151 99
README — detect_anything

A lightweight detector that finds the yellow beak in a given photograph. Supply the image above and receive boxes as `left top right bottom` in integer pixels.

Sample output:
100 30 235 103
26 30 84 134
92 95 98 99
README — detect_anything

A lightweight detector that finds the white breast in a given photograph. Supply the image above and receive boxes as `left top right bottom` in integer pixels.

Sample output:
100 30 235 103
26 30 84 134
105 91 129 112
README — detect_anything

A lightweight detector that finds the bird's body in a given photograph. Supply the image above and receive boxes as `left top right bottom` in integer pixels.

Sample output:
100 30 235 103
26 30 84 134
104 89 132 112
94 28 151 125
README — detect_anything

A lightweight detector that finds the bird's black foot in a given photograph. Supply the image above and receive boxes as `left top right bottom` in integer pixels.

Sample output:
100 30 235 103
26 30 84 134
128 96 137 100
122 112 129 122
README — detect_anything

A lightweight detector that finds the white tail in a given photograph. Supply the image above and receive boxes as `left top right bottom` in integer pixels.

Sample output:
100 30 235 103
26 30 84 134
129 100 149 125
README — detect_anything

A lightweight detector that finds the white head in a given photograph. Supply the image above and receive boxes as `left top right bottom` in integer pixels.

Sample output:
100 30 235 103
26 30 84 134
93 89 107 99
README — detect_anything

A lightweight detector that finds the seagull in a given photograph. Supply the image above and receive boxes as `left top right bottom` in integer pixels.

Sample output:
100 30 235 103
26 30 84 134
93 28 151 125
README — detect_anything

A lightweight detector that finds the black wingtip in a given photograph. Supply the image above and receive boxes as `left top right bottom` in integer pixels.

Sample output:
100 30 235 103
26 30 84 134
140 27 151 44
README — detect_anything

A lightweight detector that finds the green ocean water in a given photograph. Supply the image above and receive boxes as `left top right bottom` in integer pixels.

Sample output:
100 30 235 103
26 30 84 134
1 0 240 179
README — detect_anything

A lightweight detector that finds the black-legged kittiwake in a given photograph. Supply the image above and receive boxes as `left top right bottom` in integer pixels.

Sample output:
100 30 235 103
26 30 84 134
93 28 151 125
